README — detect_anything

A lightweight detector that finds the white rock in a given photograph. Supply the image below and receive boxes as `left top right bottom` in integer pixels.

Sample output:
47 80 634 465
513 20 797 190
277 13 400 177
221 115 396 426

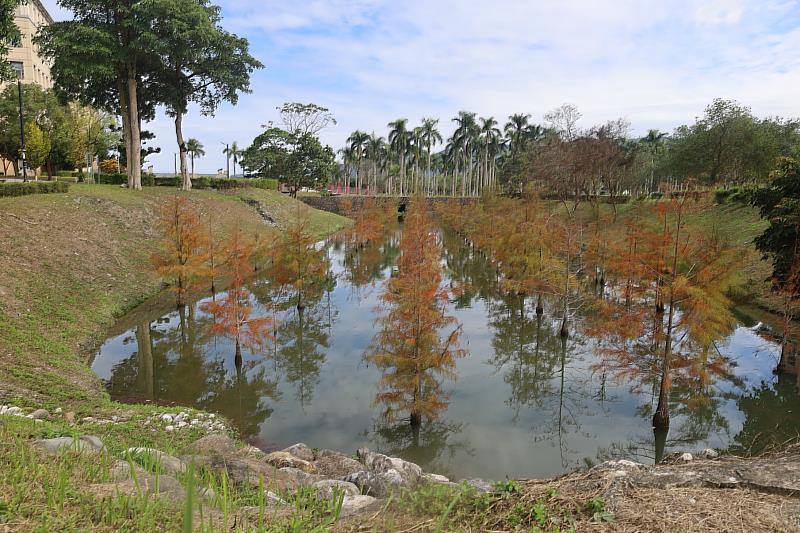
54 407 63 414
680 453 693 462
423 473 451 484
701 448 719 459
266 491 287 506
340 495 378 517
312 479 360 500
165 425 175 432
175 413 185 424
111 415 119 423
208 414 215 419
176 421 188 428
160 414 173 423
82 417 94 423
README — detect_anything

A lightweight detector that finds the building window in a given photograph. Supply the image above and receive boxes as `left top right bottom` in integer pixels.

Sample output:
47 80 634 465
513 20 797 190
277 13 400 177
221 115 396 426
10 61 23 80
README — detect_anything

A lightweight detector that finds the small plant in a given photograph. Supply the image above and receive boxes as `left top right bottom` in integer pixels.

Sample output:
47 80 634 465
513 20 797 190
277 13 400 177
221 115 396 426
584 496 614 523
494 479 520 494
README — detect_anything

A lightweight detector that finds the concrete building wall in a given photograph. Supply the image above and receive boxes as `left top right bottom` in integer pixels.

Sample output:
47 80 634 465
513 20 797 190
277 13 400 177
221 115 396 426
1 0 53 176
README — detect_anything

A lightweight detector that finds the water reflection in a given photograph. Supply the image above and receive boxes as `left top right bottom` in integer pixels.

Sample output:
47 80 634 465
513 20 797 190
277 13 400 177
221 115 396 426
93 223 800 480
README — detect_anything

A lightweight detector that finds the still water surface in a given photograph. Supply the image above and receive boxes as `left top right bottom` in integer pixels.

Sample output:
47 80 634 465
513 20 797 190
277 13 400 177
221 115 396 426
91 228 800 480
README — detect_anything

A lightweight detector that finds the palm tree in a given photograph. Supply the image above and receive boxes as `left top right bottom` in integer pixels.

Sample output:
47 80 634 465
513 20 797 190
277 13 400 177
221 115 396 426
641 129 668 192
347 130 369 194
452 111 479 196
365 133 386 194
186 138 205 180
224 142 244 177
419 118 442 195
387 119 409 196
479 116 501 191
504 113 532 156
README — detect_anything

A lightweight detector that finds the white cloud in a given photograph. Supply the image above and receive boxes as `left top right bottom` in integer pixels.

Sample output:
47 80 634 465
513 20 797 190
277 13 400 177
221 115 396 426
38 0 800 173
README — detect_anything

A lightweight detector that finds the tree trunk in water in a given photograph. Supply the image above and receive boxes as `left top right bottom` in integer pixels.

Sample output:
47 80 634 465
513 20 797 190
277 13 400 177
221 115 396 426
235 338 242 370
126 75 142 190
135 323 154 400
175 112 190 190
410 411 421 427
536 293 544 315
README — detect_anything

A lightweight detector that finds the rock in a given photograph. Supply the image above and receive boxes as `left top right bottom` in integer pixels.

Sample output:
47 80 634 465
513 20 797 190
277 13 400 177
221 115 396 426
2 406 22 416
210 455 298 491
314 453 364 478
680 452 694 462
343 470 404 498
199 487 217 501
312 479 360 500
264 451 316 473
109 460 147 481
701 448 719 459
30 409 49 420
279 467 327 486
126 448 186 475
463 478 494 493
190 434 236 457
174 413 186 424
340 495 379 518
165 425 175 432
356 447 422 484
160 414 173 423
236 445 265 459
87 474 185 503
33 435 106 454
176 421 188 429
283 443 315 462
54 407 63 414
423 473 451 484
81 417 94 423
266 491 288 506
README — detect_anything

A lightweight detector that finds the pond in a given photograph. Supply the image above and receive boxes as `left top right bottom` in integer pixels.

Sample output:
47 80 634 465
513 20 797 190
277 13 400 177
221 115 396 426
91 226 800 481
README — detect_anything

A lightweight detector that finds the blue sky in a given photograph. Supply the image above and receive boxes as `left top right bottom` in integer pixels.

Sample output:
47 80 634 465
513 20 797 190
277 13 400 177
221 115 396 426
40 0 800 173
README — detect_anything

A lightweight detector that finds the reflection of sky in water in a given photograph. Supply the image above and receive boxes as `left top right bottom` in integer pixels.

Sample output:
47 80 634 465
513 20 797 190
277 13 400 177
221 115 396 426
92 231 800 480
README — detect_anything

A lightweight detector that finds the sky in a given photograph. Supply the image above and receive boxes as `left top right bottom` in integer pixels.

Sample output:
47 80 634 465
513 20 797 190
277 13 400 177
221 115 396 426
40 0 800 174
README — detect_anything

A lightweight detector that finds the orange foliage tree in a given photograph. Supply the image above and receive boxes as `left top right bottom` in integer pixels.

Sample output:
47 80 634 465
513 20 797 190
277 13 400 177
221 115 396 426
202 229 273 368
366 198 467 426
151 195 209 306
267 209 329 311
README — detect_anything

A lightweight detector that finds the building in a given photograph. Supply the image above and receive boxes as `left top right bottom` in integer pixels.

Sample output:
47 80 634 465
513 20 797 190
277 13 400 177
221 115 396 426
1 0 53 176
2 0 53 90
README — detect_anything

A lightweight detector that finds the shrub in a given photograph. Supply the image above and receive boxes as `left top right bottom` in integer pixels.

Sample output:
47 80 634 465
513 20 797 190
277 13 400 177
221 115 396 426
96 173 128 185
142 174 156 187
714 187 739 204
0 181 69 197
649 192 663 199
56 170 78 178
53 176 78 183
153 176 179 187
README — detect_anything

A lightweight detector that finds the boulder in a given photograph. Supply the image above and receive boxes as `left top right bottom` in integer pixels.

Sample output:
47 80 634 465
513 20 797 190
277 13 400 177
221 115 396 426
189 434 237 457
211 455 299 491
356 447 422 484
264 451 316 473
87 474 185 503
314 453 364 478
279 467 327 486
422 473 451 484
701 448 719 459
343 470 404 498
125 448 186 475
33 435 106 455
283 443 314 462
462 478 494 493
312 479 360 500
340 495 379 518
30 409 49 420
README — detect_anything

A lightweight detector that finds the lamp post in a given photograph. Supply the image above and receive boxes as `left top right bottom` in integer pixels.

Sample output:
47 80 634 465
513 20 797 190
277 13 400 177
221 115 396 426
221 142 229 178
14 65 27 183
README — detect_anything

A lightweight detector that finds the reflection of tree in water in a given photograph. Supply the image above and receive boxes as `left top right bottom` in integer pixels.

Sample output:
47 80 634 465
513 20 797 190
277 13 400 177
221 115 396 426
488 294 563 419
204 363 280 438
273 305 329 408
488 292 596 470
338 232 399 290
440 229 500 308
368 418 473 479
731 374 800 454
105 297 280 438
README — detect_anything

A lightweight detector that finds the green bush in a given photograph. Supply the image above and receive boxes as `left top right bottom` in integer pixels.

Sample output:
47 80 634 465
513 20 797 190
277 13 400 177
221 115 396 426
56 170 78 177
96 173 128 185
142 174 156 187
714 187 739 204
649 192 664 199
53 176 78 183
153 176 179 187
0 181 69 197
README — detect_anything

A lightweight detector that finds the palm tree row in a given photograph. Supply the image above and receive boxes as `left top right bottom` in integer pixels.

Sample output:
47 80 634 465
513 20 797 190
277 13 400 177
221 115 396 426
336 112 547 197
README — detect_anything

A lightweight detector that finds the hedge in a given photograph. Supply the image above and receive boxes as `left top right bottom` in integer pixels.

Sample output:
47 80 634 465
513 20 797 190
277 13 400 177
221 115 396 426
0 181 69 197
56 170 78 178
92 174 279 191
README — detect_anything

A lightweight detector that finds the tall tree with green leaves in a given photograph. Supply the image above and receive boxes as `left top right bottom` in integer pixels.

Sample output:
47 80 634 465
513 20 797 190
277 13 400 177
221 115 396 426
147 0 261 189
419 118 442 195
241 127 335 196
388 118 409 195
36 0 162 189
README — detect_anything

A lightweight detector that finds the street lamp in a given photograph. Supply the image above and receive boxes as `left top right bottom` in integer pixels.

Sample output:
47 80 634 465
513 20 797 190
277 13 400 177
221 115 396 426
12 63 27 183
221 142 229 178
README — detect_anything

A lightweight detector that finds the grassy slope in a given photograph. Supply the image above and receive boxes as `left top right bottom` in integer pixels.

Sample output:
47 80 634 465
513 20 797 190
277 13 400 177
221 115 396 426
0 184 350 407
